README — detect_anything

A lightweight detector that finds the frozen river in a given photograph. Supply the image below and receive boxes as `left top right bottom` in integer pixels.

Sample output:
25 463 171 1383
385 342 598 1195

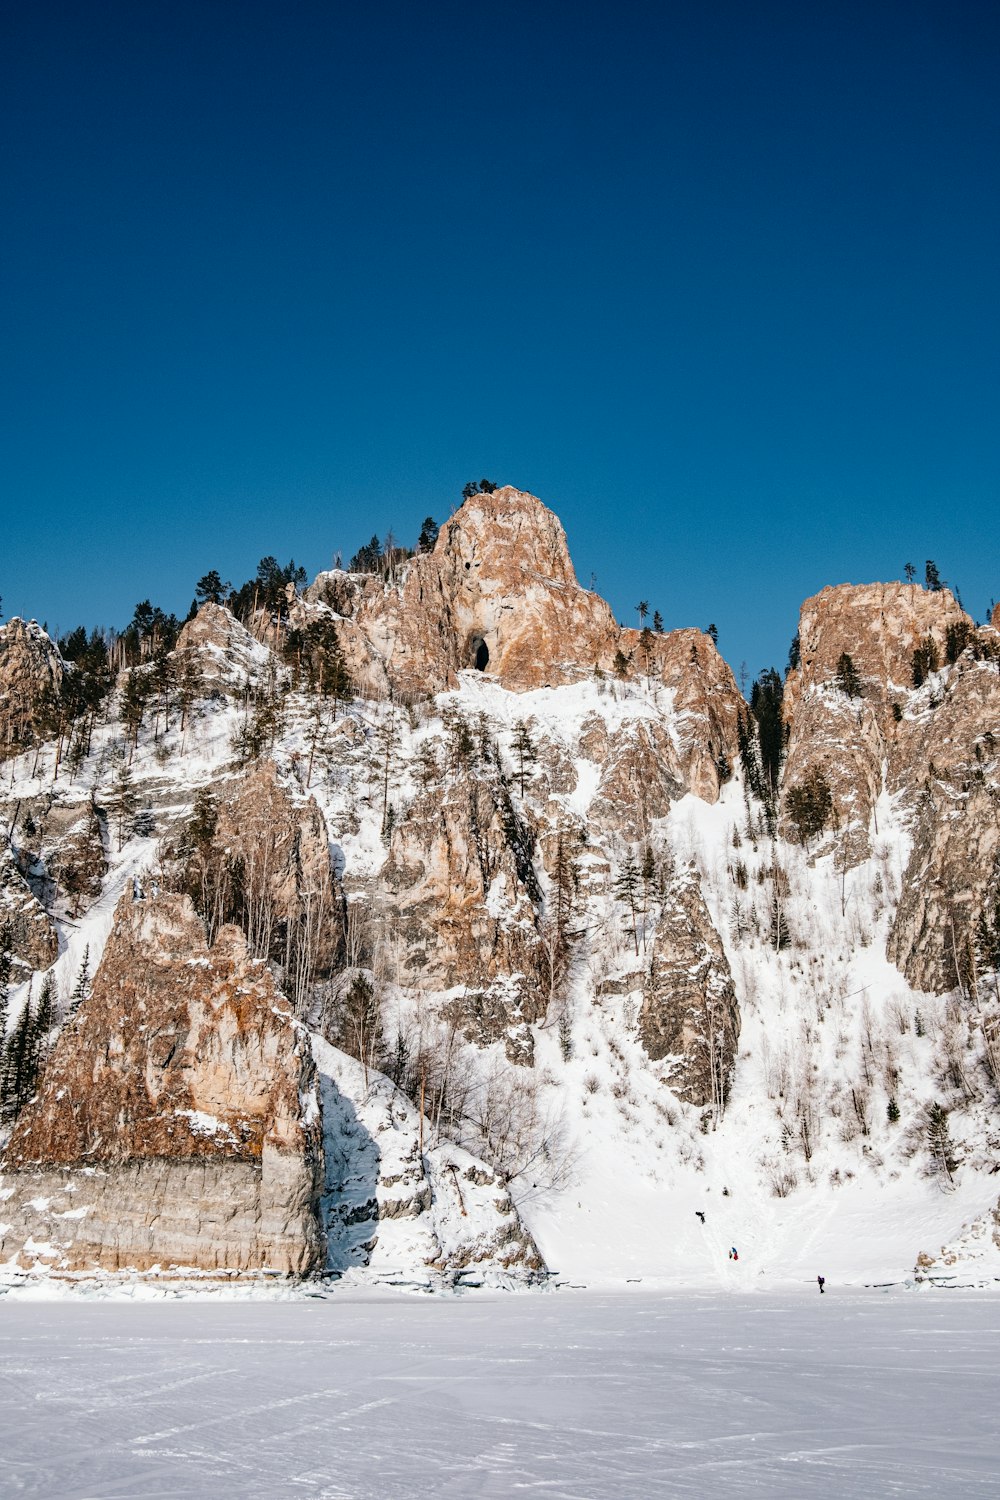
1 1287 998 1498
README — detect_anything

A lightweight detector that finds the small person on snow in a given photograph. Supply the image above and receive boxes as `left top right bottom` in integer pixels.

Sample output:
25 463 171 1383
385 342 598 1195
695 1211 705 1224
817 1275 825 1294
729 1246 738 1261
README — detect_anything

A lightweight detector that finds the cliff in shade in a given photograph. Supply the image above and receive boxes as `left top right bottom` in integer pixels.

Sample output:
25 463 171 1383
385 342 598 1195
2 485 1000 1291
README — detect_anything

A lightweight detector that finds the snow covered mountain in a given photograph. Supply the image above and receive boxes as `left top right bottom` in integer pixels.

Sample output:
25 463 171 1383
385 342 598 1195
2 486 999 1292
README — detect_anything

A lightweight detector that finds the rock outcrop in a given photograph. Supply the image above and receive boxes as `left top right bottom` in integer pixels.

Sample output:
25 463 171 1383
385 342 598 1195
638 864 740 1109
0 618 64 761
887 777 1000 994
314 1037 544 1285
307 487 742 802
382 738 544 1062
166 759 341 989
781 583 973 861
172 601 277 693
0 889 322 1274
0 842 59 971
43 798 106 915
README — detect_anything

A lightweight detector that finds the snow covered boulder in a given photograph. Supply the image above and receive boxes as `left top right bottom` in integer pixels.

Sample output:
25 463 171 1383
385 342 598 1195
314 1037 545 1287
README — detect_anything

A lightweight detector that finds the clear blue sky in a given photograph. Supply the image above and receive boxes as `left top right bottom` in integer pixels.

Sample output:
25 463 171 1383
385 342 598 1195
2 0 998 680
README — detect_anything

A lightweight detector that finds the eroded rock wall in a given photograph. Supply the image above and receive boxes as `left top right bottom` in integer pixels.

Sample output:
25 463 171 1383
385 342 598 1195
638 864 740 1109
0 889 322 1274
0 618 64 761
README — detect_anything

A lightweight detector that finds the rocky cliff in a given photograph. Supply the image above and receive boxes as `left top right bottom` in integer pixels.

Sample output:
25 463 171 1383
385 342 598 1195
306 487 742 801
781 582 972 861
0 618 63 761
0 889 322 1274
639 863 740 1109
2 487 999 1291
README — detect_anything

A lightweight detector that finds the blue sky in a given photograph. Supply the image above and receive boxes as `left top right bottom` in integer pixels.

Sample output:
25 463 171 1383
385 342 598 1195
2 0 998 679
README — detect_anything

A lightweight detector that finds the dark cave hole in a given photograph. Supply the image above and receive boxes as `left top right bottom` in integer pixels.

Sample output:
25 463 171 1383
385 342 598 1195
472 636 490 670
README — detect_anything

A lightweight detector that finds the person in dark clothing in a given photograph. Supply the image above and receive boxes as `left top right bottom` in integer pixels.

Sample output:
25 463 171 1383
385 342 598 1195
817 1275 825 1293
695 1211 705 1224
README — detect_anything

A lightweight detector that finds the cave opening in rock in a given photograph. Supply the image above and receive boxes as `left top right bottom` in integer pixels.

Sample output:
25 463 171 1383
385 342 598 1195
471 636 490 671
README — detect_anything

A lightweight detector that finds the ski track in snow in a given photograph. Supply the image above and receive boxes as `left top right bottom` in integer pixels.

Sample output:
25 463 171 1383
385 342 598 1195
1 1290 998 1499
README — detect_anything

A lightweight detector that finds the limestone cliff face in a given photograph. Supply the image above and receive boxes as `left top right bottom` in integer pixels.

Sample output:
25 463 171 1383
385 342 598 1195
638 864 740 1109
585 716 685 837
886 649 1000 993
43 799 106 916
307 487 742 802
0 618 64 760
382 744 544 1062
781 583 973 860
887 779 1000 994
0 889 322 1273
166 759 341 987
313 487 619 696
214 760 340 970
778 581 1000 993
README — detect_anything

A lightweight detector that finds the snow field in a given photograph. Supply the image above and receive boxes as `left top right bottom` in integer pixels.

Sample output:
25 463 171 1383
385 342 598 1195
1 1289 998 1498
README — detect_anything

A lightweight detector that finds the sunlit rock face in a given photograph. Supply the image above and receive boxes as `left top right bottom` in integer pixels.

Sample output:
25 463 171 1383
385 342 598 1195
781 582 973 862
0 618 64 761
638 863 740 1109
308 486 743 803
172 601 276 693
0 889 322 1274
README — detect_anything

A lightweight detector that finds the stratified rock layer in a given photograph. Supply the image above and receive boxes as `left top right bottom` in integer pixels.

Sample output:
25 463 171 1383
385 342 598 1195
0 890 321 1273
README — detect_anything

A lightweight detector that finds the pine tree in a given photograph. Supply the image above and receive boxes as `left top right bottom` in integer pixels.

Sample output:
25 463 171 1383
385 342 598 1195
3 992 38 1122
925 559 943 592
34 974 55 1054
417 517 439 553
911 635 940 687
785 766 833 845
511 721 537 796
652 610 664 633
613 854 641 956
105 755 139 850
195 570 231 605
769 882 791 951
68 946 91 1016
120 669 152 748
0 941 11 1109
786 632 801 673
904 562 916 583
835 652 862 698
